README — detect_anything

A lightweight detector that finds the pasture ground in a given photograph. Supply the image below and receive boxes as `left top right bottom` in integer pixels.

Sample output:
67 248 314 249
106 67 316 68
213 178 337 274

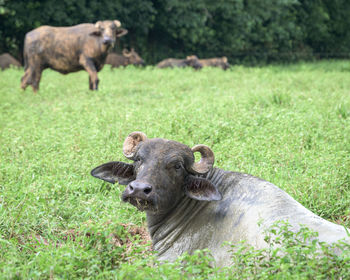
0 61 350 278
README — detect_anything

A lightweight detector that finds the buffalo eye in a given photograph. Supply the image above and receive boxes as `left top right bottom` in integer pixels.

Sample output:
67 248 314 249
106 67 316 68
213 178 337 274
174 163 182 170
134 156 141 162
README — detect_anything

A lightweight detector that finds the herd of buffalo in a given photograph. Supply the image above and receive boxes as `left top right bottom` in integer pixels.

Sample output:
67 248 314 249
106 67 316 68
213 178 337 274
2 19 349 266
0 19 229 92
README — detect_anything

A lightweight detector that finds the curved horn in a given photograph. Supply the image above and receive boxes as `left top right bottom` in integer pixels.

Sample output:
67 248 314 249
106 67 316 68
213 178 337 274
114 20 121 28
189 145 215 174
95 21 102 29
123 131 147 159
123 49 132 57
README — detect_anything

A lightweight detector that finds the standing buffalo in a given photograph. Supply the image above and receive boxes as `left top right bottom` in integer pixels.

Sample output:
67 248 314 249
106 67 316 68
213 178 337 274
91 132 350 267
199 56 230 70
21 20 127 92
105 48 145 68
0 53 21 70
156 55 202 70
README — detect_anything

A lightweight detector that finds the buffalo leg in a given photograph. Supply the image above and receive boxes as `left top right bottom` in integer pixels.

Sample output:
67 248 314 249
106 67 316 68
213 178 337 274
88 76 99 90
21 69 30 90
89 77 93 90
20 66 42 92
31 69 42 93
21 67 35 90
79 55 99 90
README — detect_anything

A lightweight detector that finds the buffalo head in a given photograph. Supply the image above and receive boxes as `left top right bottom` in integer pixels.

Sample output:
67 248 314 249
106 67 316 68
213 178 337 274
122 48 145 66
220 57 230 70
92 20 128 46
186 55 203 70
91 132 221 214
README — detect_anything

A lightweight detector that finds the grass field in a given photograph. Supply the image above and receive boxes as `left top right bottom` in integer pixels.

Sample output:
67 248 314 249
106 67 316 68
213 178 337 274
1 61 350 278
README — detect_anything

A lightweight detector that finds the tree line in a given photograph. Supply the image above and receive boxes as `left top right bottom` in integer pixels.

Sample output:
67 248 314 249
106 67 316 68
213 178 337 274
1 0 349 65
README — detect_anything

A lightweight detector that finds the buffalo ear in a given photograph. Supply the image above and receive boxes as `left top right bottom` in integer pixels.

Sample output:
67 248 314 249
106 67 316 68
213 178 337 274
184 175 222 201
91 161 135 185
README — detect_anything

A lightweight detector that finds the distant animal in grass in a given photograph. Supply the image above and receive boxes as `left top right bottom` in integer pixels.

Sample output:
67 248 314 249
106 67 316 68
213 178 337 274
0 53 21 70
199 57 230 70
156 55 202 70
91 132 350 267
105 48 145 68
21 20 128 92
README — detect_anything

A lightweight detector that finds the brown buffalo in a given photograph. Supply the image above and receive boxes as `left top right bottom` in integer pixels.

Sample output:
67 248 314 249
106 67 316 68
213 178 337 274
156 55 202 70
21 20 128 92
0 53 21 70
199 57 230 70
105 48 145 68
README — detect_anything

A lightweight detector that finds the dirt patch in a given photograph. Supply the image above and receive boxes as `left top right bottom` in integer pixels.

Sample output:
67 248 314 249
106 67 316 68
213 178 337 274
335 214 350 226
20 223 152 252
61 223 150 246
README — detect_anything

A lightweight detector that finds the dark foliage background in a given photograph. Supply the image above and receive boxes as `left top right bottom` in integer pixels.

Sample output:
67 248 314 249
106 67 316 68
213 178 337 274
1 0 350 65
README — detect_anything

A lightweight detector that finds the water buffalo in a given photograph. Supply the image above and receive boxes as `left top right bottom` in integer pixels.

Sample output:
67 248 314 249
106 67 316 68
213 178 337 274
21 20 128 92
91 132 350 266
199 57 230 70
105 48 145 68
0 53 21 70
156 55 202 70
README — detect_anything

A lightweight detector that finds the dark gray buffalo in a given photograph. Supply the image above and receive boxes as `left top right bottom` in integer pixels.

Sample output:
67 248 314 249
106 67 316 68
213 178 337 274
105 48 145 68
156 55 202 70
91 132 350 266
199 56 230 70
0 53 21 70
21 20 127 92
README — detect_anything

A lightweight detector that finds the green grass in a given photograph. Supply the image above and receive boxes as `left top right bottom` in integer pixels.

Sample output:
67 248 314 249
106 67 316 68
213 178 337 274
0 61 350 278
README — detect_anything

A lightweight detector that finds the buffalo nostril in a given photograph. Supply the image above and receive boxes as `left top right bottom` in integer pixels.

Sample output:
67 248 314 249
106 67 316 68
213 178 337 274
144 186 152 195
129 185 134 191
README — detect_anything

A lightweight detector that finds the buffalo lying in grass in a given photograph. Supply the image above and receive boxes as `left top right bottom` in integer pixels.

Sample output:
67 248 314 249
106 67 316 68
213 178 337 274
21 20 127 92
199 56 230 70
0 53 21 70
91 132 350 266
105 48 145 68
156 55 202 70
